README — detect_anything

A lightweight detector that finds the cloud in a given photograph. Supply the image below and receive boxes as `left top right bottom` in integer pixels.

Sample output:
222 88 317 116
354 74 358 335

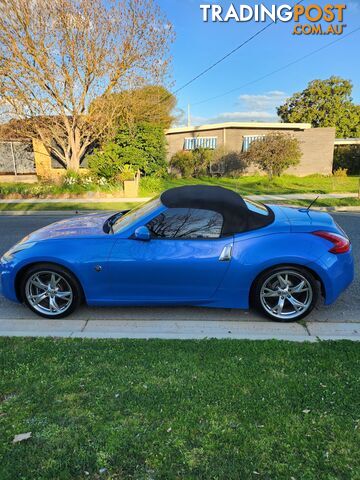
174 90 289 126
237 90 288 111
209 111 278 122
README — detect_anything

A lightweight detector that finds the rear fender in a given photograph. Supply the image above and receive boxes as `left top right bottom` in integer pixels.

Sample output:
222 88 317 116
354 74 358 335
213 232 327 309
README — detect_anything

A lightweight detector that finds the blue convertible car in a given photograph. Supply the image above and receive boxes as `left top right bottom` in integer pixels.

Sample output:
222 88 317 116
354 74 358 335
0 185 354 321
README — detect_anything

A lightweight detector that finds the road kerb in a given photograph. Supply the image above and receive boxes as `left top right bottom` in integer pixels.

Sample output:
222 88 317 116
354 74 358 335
0 319 359 341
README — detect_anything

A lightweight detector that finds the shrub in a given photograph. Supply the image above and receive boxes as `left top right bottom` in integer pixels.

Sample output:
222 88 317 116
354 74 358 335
333 145 360 175
246 133 301 179
116 164 136 183
139 176 165 196
333 167 348 177
87 142 124 181
192 148 213 176
87 122 168 181
210 147 249 176
170 151 195 178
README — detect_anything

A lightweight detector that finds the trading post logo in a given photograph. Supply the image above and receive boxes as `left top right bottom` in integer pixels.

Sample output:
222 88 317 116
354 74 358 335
200 3 347 35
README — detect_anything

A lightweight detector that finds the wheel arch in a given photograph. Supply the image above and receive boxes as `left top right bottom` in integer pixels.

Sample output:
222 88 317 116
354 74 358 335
249 262 325 307
15 261 86 303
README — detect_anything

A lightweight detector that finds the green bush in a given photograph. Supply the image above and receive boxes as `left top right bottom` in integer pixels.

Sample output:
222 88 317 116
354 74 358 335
246 133 302 179
87 143 124 181
169 151 195 178
139 176 165 196
88 122 168 181
333 145 360 175
170 148 215 178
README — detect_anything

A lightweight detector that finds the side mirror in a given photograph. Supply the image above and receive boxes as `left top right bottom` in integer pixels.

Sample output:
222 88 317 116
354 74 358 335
134 225 151 241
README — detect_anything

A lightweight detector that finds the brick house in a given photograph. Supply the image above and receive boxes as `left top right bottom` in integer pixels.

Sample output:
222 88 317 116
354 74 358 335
165 122 336 176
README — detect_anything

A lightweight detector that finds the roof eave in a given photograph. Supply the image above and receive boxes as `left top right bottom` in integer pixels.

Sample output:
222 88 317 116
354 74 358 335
166 121 312 135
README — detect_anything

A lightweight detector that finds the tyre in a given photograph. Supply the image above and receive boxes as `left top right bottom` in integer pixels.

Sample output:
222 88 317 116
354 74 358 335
252 266 320 322
20 263 82 319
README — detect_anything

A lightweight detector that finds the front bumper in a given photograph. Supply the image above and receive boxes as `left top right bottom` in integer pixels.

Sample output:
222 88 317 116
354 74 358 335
0 261 21 303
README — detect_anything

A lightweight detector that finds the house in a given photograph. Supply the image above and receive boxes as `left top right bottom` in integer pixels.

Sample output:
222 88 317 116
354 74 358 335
165 122 336 176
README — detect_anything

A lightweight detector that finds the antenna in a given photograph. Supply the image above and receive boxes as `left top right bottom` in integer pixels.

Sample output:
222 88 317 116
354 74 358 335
306 195 320 212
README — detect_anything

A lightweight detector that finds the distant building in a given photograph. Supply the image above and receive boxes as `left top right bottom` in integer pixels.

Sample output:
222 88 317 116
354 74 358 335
165 122 336 176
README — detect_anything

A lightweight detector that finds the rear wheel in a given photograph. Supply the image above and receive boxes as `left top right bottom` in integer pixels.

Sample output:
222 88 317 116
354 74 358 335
253 266 320 322
20 264 82 319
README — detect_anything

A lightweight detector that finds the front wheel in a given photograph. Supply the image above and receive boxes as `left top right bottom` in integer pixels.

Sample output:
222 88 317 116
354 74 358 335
252 266 320 322
20 264 82 319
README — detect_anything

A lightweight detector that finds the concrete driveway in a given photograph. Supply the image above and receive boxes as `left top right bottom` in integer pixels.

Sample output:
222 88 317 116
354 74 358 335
0 212 359 340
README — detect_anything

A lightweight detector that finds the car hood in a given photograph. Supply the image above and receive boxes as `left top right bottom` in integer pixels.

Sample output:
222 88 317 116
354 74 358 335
24 213 113 242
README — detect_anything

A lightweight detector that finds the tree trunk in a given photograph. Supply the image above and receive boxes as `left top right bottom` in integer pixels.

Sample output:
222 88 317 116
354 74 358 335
67 125 81 171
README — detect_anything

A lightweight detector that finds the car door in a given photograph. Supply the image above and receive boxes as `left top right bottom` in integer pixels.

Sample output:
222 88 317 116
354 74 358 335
106 207 234 304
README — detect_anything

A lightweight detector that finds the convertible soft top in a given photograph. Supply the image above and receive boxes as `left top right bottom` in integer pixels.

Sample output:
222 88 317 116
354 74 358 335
160 185 274 236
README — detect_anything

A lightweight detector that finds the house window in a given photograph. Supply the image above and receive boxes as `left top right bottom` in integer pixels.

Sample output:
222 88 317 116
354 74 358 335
242 135 266 152
184 137 217 150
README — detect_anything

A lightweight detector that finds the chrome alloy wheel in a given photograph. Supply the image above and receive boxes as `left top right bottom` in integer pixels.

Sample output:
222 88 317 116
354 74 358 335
25 271 73 316
260 270 313 320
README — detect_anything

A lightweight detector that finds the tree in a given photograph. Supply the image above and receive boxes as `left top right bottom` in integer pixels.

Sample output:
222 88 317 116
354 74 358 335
246 133 301 179
277 76 360 138
92 85 176 134
88 122 167 180
0 0 174 170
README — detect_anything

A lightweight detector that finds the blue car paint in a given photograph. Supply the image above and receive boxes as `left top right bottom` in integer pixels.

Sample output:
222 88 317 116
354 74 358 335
0 202 354 309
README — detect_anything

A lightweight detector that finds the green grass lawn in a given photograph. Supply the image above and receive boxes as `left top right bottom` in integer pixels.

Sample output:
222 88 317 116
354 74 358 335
0 202 137 212
1 175 359 201
1 198 360 212
139 175 360 197
0 338 359 480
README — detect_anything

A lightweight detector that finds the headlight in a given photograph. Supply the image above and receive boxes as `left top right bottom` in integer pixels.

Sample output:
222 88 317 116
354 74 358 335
1 242 36 263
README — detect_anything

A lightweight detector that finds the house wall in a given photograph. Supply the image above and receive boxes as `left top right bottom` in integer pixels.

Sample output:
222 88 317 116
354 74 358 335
165 125 336 176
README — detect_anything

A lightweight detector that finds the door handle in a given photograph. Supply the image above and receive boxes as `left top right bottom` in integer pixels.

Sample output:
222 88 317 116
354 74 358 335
219 245 232 262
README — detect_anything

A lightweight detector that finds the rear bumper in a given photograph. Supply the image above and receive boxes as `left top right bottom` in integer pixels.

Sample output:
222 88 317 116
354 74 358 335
308 247 354 305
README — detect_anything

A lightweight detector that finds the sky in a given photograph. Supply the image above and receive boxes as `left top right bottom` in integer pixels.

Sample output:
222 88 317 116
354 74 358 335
156 0 360 126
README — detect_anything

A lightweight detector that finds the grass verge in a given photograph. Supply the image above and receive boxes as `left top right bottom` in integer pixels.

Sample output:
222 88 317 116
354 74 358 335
139 175 360 197
0 202 137 212
1 198 360 212
0 337 359 479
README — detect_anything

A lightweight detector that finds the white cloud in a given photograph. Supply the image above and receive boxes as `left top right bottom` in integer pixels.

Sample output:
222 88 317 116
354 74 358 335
175 90 288 126
214 111 276 123
237 90 288 111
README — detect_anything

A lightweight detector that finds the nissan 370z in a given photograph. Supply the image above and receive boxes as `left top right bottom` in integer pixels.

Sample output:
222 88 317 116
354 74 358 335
0 186 354 322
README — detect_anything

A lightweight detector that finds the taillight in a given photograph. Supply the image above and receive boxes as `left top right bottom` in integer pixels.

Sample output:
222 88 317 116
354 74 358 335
312 231 350 254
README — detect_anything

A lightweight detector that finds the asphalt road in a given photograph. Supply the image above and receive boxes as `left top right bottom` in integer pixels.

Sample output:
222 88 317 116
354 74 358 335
0 212 359 323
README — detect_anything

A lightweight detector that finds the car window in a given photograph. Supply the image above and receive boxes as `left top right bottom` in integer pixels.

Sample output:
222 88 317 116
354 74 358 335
147 208 223 239
112 198 161 234
244 198 269 215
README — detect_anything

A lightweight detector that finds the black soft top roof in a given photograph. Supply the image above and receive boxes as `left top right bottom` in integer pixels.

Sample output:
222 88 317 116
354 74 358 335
160 185 274 236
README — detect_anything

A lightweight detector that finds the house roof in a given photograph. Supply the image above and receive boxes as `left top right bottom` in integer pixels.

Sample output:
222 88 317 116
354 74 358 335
334 138 360 145
165 121 312 135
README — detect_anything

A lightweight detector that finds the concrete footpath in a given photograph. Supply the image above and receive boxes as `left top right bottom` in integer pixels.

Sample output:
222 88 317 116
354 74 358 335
0 319 359 341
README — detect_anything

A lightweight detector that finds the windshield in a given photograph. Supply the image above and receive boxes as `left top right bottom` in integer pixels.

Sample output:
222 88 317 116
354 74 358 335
112 197 161 234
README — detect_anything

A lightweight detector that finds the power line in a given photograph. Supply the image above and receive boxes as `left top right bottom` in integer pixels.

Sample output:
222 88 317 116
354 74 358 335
192 26 360 107
155 0 305 106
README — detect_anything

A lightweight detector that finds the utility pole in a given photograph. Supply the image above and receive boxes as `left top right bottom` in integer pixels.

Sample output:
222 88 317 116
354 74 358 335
187 103 191 127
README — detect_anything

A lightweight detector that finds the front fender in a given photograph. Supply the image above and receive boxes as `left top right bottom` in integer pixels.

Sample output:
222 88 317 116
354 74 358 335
1 237 115 303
